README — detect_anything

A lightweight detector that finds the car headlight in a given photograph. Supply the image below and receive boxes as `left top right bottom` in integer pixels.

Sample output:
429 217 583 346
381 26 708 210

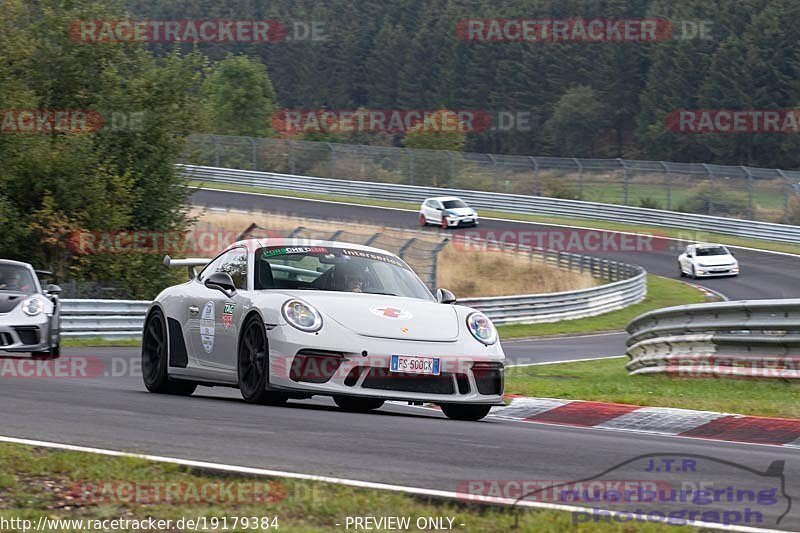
22 297 43 316
467 312 498 345
282 299 323 332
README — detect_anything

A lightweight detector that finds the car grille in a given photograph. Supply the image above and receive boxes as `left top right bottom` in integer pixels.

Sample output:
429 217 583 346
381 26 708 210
362 367 455 395
13 326 39 346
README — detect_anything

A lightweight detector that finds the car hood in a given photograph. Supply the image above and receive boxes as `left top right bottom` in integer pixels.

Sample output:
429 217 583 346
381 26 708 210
0 292 27 314
275 291 460 342
446 207 476 216
696 255 736 266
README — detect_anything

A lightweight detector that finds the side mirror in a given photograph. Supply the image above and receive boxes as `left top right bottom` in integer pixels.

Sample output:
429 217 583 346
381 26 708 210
204 272 236 297
435 288 457 304
435 207 443 211
46 284 62 295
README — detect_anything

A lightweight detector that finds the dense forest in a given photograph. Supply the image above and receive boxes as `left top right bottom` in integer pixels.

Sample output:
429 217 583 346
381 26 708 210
2 0 799 295
121 0 800 168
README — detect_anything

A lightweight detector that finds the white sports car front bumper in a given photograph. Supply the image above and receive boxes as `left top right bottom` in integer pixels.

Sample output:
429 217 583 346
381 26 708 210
0 312 54 353
266 324 505 405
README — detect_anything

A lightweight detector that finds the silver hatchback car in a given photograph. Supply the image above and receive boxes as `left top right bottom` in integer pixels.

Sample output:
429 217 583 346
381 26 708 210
0 260 62 357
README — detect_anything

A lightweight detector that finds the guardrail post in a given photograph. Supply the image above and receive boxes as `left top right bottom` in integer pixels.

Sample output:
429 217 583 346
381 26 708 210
365 232 382 246
213 136 221 167
329 229 344 241
398 238 417 259
742 166 754 219
288 226 306 239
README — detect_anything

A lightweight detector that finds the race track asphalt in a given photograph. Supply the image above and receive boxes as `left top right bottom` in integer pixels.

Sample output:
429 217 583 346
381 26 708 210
190 188 800 301
0 347 796 530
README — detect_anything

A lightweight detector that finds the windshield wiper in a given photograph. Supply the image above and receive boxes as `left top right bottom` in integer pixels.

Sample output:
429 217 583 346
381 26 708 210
364 291 398 296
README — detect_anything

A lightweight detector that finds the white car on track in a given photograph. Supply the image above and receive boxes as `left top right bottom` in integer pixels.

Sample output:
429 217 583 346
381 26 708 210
678 243 739 278
143 239 505 421
419 196 479 229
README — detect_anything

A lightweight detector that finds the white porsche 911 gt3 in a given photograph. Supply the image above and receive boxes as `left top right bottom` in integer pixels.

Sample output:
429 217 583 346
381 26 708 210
143 239 505 421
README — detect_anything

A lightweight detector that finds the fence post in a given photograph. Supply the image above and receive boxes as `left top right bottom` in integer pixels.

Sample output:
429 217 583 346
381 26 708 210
528 156 540 196
213 136 221 167
573 158 583 199
660 161 671 210
742 166 754 219
365 232 382 246
398 238 417 260
777 169 790 223
327 143 336 178
488 154 498 191
429 240 450 289
618 158 629 205
408 149 415 185
248 136 257 170
289 140 296 174
448 151 457 187
702 163 713 215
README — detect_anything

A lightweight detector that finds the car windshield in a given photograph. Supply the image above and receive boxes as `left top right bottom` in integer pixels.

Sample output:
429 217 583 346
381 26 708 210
254 246 433 300
442 199 468 209
0 264 36 294
696 247 729 257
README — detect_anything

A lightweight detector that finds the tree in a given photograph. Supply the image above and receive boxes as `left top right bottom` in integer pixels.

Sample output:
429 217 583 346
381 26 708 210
544 86 606 157
201 55 278 137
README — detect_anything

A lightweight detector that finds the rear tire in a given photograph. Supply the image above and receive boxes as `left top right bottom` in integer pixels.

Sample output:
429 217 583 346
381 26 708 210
679 263 686 277
440 404 492 421
333 395 384 412
141 309 196 396
237 314 287 406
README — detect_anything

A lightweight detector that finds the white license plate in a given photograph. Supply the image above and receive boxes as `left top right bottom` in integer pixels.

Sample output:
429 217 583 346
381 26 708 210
390 355 440 375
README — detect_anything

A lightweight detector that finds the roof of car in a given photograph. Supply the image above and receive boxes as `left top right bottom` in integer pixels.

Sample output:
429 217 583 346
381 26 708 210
0 259 33 269
695 243 727 248
227 239 403 258
426 196 464 202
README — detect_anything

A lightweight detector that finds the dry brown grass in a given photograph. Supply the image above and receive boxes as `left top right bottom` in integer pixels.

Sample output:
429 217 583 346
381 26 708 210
436 245 597 297
190 207 598 297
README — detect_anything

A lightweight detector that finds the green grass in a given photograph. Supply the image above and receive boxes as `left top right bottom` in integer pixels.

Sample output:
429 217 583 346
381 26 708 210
62 338 141 348
189 180 800 255
505 357 800 418
0 442 690 532
497 276 707 339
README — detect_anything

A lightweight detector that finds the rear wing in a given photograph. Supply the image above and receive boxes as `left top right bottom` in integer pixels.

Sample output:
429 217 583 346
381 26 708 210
163 255 210 279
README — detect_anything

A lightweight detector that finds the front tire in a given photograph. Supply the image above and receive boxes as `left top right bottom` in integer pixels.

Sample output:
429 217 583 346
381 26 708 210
691 265 698 279
419 213 427 226
440 404 492 421
237 314 287 406
142 309 196 396
441 217 449 230
333 395 384 412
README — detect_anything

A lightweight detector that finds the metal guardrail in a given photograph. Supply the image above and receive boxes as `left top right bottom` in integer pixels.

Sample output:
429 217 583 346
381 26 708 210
183 164 800 244
626 300 800 378
59 249 646 336
61 299 149 339
183 134 800 224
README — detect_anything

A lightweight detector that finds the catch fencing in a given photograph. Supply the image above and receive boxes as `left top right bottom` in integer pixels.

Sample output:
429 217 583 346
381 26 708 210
626 300 800 378
183 134 800 225
183 164 800 244
59 230 647 337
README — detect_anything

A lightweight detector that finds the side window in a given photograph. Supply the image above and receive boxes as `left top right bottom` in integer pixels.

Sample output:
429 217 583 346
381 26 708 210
199 248 248 290
219 249 249 290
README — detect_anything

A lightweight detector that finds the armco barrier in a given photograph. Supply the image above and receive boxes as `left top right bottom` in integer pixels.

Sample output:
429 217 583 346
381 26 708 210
626 300 800 378
59 258 646 337
181 164 800 244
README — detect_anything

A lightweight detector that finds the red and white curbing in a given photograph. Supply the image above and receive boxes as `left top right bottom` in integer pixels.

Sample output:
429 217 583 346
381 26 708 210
492 396 800 448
